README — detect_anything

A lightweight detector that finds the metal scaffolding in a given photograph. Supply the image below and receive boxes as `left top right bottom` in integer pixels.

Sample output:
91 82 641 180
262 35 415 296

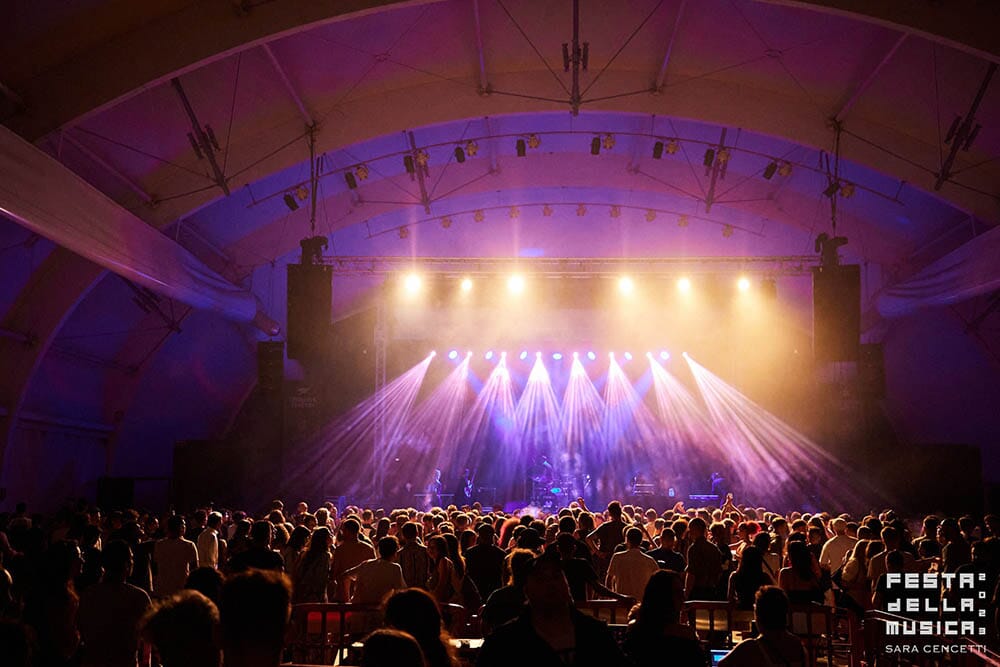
321 255 818 277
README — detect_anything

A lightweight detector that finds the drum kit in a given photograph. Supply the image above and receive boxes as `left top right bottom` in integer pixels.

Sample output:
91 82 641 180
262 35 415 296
529 462 588 508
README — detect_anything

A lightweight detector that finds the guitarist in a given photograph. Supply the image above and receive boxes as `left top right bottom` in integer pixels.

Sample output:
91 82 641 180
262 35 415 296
457 468 476 505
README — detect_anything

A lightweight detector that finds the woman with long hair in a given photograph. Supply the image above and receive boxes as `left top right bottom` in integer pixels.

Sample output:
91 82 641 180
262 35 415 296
426 535 457 607
728 545 773 610
623 571 706 667
283 525 311 579
840 540 875 612
383 588 457 667
293 527 333 603
778 540 824 605
444 532 481 610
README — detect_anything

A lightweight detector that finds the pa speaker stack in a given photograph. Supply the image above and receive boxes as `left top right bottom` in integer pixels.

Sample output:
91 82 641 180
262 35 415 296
812 264 860 362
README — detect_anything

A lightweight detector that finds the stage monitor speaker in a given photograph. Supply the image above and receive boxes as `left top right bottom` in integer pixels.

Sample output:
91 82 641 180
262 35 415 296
257 341 285 394
97 476 134 510
813 264 860 362
859 343 885 397
286 263 332 360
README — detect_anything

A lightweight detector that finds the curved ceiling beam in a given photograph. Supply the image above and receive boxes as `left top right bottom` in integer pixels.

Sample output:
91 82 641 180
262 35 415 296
132 73 998 232
0 250 103 478
756 0 1000 63
4 0 442 141
3 0 997 146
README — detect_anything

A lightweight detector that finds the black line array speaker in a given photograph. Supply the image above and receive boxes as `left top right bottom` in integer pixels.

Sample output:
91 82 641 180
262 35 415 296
257 341 285 394
286 263 332 360
812 264 860 362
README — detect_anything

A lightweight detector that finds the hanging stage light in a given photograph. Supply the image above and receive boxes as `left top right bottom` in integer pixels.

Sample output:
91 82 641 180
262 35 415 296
516 138 527 157
454 146 466 163
762 161 778 180
344 172 358 190
591 137 601 155
283 193 299 211
653 141 664 159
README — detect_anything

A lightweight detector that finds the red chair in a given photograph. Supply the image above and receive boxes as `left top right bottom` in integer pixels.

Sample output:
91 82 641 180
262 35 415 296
287 602 380 665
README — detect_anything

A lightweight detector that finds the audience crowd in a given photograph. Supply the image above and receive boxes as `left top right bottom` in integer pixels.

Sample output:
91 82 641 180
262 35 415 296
0 494 996 666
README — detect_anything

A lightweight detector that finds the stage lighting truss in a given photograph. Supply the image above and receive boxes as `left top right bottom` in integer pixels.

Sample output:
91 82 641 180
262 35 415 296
440 348 667 363
371 256 814 282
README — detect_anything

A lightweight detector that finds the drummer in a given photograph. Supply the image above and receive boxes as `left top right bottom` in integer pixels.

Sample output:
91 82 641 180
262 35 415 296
529 455 554 484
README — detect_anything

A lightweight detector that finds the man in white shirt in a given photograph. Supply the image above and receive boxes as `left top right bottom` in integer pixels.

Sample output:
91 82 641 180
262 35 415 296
342 536 406 605
819 518 857 572
153 515 199 597
605 527 659 600
197 511 223 569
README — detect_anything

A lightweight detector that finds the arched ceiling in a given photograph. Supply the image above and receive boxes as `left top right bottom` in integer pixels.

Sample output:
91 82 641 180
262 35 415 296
2 0 1000 480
